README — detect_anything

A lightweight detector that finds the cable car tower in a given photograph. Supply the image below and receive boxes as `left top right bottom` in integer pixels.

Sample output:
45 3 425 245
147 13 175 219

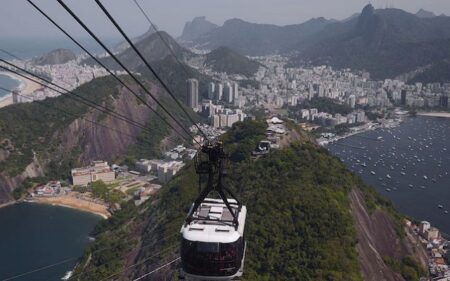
180 141 247 281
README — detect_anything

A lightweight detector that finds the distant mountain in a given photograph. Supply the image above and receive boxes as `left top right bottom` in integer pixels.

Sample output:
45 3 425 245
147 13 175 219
342 13 360 22
114 26 158 53
182 17 334 55
204 47 262 77
33 48 76 65
87 31 193 71
178 16 218 42
298 4 450 79
416 9 436 18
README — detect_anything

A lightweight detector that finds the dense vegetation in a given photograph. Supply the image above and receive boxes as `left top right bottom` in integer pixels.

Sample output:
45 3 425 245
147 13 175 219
70 120 425 280
0 75 122 177
73 120 378 280
383 255 426 281
409 61 450 84
205 47 262 77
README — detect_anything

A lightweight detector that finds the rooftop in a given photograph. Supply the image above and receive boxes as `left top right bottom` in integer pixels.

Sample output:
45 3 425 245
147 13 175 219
181 198 247 244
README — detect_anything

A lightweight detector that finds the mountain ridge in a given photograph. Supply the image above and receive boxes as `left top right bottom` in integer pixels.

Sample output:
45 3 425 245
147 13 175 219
33 48 76 65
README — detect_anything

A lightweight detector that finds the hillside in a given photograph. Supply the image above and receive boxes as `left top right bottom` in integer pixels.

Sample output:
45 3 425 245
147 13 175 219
85 31 193 71
71 120 426 281
178 16 218 42
298 4 450 79
204 47 262 77
408 61 450 84
114 26 158 53
0 74 195 204
33 48 76 65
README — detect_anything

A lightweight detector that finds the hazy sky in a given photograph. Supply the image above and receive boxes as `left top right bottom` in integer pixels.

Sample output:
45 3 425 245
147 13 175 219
1 0 450 40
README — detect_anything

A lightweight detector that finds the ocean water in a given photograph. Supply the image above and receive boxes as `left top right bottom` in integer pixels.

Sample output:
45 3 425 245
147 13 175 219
327 116 450 234
0 74 20 99
0 203 101 281
0 37 121 60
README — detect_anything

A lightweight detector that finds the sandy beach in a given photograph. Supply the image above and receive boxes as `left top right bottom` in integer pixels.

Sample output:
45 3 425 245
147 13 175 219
31 195 110 219
417 112 450 118
0 71 42 108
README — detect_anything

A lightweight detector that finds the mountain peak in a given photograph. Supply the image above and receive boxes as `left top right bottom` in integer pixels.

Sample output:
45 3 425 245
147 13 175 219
416 8 436 18
361 4 375 17
179 16 218 41
356 4 377 36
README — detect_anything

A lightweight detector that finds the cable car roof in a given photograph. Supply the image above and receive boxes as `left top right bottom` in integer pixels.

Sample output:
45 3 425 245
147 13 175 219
181 198 247 244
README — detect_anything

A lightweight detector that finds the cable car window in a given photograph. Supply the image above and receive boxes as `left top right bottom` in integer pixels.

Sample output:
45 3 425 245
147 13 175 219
197 242 220 253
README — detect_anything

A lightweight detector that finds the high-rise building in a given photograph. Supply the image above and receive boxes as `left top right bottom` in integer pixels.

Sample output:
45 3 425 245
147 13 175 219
186 79 199 111
215 83 223 101
348 95 356 108
232 83 239 101
12 90 20 104
207 82 215 100
223 82 233 103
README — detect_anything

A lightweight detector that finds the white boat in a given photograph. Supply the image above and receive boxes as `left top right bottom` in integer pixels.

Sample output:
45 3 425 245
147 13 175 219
370 171 376 175
61 271 73 281
386 174 391 179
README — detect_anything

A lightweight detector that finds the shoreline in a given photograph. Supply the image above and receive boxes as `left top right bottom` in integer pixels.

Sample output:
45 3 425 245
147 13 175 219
0 71 42 108
0 200 17 209
29 196 110 219
0 198 109 219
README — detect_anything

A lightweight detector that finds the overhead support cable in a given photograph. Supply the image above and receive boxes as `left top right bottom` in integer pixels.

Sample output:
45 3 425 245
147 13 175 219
56 0 200 145
95 0 209 141
0 86 154 146
24 0 194 143
0 60 165 138
132 257 181 281
132 0 192 78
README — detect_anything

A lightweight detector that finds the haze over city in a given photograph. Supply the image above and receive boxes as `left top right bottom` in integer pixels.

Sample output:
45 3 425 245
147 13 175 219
1 0 450 39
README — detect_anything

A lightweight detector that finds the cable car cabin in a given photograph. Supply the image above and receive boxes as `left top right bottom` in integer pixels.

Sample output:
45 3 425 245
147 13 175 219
181 198 247 281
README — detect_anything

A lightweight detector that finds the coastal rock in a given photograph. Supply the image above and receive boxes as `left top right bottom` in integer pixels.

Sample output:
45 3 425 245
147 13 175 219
0 154 44 204
350 188 428 280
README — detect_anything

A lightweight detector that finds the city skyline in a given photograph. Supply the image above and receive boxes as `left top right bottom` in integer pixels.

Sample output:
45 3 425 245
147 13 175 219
1 0 450 40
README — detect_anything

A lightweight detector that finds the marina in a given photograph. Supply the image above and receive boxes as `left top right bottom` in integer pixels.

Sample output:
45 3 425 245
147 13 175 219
327 116 450 235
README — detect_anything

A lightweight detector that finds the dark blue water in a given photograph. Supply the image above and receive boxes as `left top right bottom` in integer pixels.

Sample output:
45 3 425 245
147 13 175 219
0 203 101 281
0 74 20 99
328 116 450 233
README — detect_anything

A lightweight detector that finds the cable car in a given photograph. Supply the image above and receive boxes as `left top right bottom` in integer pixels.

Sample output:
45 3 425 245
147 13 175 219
180 198 247 280
180 142 247 280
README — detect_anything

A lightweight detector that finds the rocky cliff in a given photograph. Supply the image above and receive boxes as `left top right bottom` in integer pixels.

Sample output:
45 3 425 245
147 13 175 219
0 76 169 203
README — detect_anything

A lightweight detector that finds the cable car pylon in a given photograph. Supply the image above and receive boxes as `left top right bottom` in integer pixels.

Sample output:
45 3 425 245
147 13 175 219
180 141 247 281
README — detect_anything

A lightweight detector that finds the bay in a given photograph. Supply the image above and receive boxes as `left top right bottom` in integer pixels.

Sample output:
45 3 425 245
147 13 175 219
0 74 20 99
0 203 101 281
327 116 450 234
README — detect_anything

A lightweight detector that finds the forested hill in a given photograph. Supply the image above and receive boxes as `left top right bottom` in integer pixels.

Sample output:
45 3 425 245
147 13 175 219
71 120 426 281
0 71 201 203
204 47 262 77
